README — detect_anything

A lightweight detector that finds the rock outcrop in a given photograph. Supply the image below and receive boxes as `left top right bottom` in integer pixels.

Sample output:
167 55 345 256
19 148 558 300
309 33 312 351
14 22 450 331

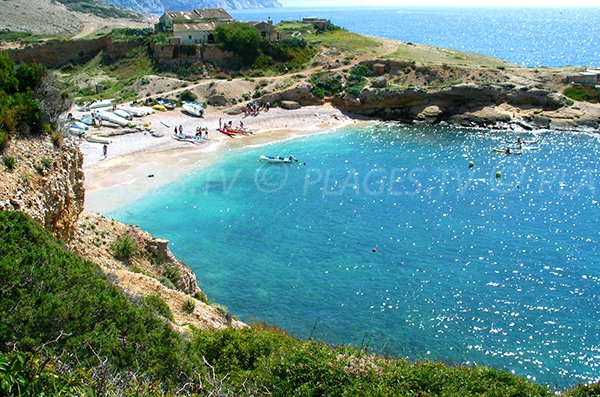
0 136 84 242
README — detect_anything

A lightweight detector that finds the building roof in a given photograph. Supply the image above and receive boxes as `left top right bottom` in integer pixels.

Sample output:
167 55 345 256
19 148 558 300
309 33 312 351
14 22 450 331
172 22 218 33
164 8 233 23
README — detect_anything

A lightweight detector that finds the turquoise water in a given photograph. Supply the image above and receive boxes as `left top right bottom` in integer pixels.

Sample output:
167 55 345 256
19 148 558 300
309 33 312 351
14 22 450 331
231 7 600 67
111 125 600 387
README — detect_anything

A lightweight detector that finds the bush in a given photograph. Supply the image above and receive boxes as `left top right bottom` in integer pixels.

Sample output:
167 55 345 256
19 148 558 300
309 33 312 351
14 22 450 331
2 155 16 170
309 72 343 98
111 232 139 260
163 264 181 284
349 64 374 77
178 89 197 102
144 294 173 320
564 86 599 103
215 23 264 64
182 299 196 314
51 131 64 148
0 131 8 152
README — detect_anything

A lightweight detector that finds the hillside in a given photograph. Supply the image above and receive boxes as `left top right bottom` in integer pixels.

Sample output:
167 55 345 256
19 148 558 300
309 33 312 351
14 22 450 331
0 0 150 39
102 0 282 14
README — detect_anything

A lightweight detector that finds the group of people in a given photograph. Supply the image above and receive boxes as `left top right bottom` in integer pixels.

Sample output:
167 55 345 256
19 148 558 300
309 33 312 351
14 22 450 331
243 101 270 117
195 127 209 138
219 118 246 131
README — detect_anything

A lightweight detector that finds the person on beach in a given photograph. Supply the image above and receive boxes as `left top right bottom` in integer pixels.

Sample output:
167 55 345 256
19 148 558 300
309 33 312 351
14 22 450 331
178 125 183 134
102 144 107 158
204 128 209 139
240 121 244 129
174 126 177 135
219 118 222 129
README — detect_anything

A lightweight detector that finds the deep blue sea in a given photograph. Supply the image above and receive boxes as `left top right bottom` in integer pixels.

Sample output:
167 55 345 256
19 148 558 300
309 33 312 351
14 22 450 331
111 125 600 388
231 7 600 67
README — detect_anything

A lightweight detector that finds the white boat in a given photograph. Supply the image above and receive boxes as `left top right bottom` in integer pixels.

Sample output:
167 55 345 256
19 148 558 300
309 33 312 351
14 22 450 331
89 99 113 109
94 111 131 127
151 131 164 138
73 114 95 125
86 135 111 144
508 145 540 151
72 121 89 130
259 155 297 163
113 109 133 120
182 103 205 117
120 106 154 117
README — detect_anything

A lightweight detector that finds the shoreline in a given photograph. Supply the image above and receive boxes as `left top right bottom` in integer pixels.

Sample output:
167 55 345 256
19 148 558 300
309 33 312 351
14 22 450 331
82 105 362 214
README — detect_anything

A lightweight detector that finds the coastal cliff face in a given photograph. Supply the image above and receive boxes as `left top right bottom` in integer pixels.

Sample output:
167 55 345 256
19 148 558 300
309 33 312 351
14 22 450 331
102 0 282 14
0 137 84 241
0 135 243 331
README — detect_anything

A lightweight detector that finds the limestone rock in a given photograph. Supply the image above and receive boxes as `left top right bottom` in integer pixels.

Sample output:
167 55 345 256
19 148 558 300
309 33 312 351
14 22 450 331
280 101 301 110
371 76 388 88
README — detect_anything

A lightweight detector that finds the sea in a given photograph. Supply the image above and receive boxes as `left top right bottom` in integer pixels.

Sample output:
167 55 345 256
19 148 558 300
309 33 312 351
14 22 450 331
111 7 600 389
231 7 600 67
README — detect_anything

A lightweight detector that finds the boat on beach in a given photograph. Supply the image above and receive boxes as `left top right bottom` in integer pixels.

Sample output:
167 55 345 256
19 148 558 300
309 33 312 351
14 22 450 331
182 102 205 117
259 155 298 163
93 111 131 127
72 114 95 125
120 106 154 117
112 109 133 120
89 99 113 109
173 133 206 143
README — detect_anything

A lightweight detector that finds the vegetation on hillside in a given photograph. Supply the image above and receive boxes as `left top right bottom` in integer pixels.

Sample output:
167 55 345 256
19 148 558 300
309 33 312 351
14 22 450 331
564 85 599 103
55 0 142 20
3 210 593 395
0 53 69 140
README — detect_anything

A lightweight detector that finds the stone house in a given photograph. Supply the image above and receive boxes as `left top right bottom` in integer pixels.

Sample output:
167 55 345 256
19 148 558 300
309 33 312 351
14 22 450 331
155 8 279 45
566 69 600 86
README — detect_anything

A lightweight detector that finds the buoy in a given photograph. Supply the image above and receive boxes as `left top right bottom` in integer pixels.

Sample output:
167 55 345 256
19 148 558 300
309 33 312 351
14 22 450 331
372 247 377 253
144 122 151 127
469 161 475 168
496 171 502 178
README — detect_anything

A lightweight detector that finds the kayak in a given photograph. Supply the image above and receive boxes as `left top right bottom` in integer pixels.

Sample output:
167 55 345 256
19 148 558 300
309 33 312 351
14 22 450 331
492 148 522 155
508 145 540 151
218 128 236 137
173 133 205 143
152 104 167 112
260 155 297 163
86 136 111 144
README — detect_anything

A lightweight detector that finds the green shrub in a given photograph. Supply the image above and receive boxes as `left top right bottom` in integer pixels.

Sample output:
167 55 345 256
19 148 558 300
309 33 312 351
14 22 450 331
349 63 374 77
564 86 599 103
195 290 209 303
2 155 16 170
182 299 196 314
0 131 8 152
564 383 600 397
178 89 197 102
111 232 139 260
163 264 181 284
309 72 343 98
144 294 173 320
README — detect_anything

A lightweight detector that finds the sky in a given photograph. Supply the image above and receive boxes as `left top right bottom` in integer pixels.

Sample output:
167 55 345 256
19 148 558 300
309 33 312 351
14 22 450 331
280 0 600 7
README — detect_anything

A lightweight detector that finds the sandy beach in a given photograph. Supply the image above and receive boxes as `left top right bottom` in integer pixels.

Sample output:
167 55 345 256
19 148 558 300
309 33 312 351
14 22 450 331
82 104 362 214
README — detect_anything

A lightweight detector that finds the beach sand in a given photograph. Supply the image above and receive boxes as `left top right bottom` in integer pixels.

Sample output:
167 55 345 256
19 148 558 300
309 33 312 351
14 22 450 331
82 105 362 214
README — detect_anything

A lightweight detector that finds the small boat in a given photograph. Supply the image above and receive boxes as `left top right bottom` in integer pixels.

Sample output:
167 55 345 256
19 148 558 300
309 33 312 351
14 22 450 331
70 121 89 131
218 128 237 137
173 133 206 143
508 138 539 144
112 109 133 120
89 99 113 109
157 99 176 110
151 131 164 138
94 111 131 127
152 104 167 112
72 114 95 125
182 103 205 117
86 136 111 144
259 155 298 163
492 148 522 155
121 106 154 117
508 145 540 151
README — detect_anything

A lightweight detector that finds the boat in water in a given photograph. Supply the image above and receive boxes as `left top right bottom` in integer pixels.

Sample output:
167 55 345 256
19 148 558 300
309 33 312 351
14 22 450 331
259 155 298 163
182 102 205 117
492 148 522 155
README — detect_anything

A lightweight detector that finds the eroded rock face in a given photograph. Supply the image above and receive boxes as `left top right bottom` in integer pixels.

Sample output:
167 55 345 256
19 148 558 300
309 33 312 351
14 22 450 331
0 137 85 242
340 84 569 128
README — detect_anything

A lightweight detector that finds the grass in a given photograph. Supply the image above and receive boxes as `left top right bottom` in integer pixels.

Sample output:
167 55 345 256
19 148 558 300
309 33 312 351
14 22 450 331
564 86 599 103
304 29 382 54
384 43 513 68
0 31 69 43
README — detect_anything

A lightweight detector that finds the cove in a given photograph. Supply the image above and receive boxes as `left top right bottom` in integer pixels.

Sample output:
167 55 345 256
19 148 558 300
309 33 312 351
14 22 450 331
110 124 600 387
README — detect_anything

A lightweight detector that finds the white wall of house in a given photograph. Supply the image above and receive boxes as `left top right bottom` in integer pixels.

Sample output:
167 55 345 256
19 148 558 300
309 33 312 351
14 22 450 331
174 31 211 45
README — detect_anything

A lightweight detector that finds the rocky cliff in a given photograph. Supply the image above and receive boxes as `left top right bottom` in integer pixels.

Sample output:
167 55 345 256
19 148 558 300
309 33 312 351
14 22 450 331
0 134 243 331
